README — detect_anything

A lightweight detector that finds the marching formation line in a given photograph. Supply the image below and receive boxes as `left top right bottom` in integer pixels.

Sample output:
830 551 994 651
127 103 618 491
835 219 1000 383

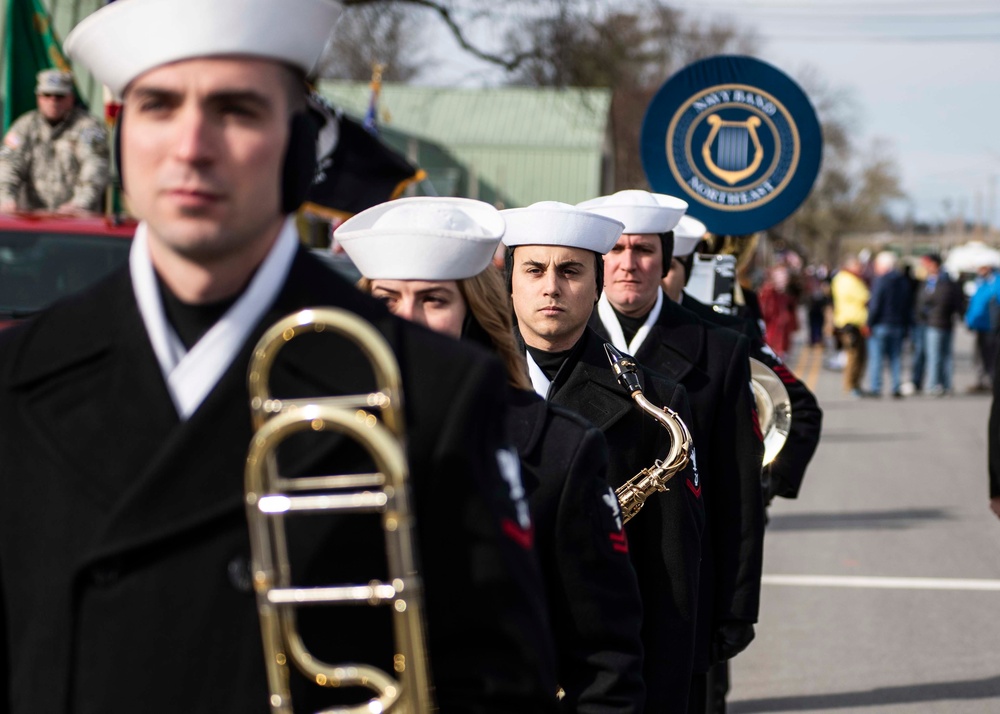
762 574 1000 591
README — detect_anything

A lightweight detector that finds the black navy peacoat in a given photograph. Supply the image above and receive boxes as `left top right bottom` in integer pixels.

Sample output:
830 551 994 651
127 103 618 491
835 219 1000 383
0 248 559 714
679 293 823 503
507 388 645 713
592 296 765 674
532 327 705 714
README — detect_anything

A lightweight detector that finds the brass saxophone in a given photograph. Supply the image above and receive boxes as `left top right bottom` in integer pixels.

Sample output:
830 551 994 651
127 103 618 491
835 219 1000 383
604 343 694 524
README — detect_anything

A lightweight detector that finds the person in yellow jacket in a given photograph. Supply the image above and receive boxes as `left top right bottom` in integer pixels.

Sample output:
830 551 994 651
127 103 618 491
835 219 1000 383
831 256 870 396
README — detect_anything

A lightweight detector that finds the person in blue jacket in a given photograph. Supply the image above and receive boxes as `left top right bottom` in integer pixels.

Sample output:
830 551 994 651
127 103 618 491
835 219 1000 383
965 262 1000 393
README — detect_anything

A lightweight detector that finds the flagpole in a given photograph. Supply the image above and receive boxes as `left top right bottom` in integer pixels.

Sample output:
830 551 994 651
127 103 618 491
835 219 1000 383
363 62 384 136
104 84 123 218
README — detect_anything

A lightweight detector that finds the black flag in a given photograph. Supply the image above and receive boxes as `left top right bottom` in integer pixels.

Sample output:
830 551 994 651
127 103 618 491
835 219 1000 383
302 92 424 221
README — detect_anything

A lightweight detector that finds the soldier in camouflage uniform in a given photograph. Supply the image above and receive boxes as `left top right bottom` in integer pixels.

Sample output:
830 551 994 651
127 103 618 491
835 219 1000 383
0 70 109 214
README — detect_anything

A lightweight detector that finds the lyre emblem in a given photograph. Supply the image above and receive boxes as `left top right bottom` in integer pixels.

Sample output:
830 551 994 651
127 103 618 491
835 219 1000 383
701 114 764 185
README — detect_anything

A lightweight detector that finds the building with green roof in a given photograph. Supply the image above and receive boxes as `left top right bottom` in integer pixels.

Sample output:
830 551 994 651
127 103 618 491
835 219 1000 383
318 81 614 208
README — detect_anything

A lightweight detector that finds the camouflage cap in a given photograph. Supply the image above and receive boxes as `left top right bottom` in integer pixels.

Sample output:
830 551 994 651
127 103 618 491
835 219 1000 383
36 69 74 95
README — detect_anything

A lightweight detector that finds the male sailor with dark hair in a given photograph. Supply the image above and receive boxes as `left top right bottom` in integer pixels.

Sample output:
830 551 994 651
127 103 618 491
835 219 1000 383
0 1 559 711
503 200 705 714
579 190 766 714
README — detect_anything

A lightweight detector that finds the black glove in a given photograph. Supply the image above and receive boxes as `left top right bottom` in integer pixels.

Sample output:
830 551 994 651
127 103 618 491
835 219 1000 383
762 465 778 506
712 621 755 662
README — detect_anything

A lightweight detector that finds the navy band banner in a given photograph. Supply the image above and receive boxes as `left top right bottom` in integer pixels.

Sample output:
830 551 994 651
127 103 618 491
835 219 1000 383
641 55 822 236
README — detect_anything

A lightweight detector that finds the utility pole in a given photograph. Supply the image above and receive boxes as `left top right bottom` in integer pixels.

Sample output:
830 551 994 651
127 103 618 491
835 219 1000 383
989 175 997 241
975 191 984 239
957 196 968 249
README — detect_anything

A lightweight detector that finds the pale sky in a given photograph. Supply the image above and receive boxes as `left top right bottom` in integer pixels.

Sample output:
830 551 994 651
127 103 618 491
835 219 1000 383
420 0 1000 227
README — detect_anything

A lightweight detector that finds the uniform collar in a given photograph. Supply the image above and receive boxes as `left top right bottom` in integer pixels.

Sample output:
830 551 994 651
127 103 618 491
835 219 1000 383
525 351 551 398
545 327 638 433
518 328 590 401
130 217 299 420
596 289 663 355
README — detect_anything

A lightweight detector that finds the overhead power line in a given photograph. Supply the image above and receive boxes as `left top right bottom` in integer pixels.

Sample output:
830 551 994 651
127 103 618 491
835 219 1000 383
666 0 999 10
708 11 1000 19
755 32 1000 43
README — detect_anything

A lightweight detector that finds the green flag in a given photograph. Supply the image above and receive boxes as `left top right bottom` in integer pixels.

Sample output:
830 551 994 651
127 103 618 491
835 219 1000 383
2 0 74 134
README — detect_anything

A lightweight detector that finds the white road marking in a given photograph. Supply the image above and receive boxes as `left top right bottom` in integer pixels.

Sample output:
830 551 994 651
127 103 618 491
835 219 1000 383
763 574 1000 591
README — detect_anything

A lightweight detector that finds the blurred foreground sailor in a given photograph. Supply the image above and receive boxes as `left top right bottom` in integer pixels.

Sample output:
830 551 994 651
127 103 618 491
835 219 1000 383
337 196 646 712
503 201 704 714
579 191 765 714
0 1 558 712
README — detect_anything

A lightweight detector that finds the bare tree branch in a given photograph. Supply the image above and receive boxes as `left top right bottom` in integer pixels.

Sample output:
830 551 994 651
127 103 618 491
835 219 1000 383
319 1 428 81
344 0 536 71
333 0 906 259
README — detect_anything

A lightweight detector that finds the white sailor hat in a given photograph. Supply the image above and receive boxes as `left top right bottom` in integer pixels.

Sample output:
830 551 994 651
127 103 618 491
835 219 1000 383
500 201 624 255
334 197 505 281
576 190 688 235
673 215 708 257
65 0 343 97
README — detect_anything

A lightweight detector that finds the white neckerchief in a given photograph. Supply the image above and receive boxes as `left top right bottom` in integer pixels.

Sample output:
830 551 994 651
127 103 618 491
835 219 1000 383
524 351 552 399
597 288 664 355
130 217 299 421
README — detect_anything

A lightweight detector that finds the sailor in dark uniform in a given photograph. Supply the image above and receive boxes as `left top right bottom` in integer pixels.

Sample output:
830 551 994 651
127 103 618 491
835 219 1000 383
337 196 646 712
0 3 558 712
578 192 765 714
667 219 824 714
669 221 823 506
503 201 705 714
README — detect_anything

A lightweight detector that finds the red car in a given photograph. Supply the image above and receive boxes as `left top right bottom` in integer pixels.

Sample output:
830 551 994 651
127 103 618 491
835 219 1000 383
0 212 135 330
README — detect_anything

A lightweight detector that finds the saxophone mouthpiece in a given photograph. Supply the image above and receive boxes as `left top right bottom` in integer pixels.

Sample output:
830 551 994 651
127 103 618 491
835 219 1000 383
604 343 642 395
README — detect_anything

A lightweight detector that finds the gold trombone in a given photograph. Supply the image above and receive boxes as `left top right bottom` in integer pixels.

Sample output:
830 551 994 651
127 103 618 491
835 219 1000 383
245 307 434 714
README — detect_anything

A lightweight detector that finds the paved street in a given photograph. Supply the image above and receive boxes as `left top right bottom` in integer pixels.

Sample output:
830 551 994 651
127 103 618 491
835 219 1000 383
730 326 1000 713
